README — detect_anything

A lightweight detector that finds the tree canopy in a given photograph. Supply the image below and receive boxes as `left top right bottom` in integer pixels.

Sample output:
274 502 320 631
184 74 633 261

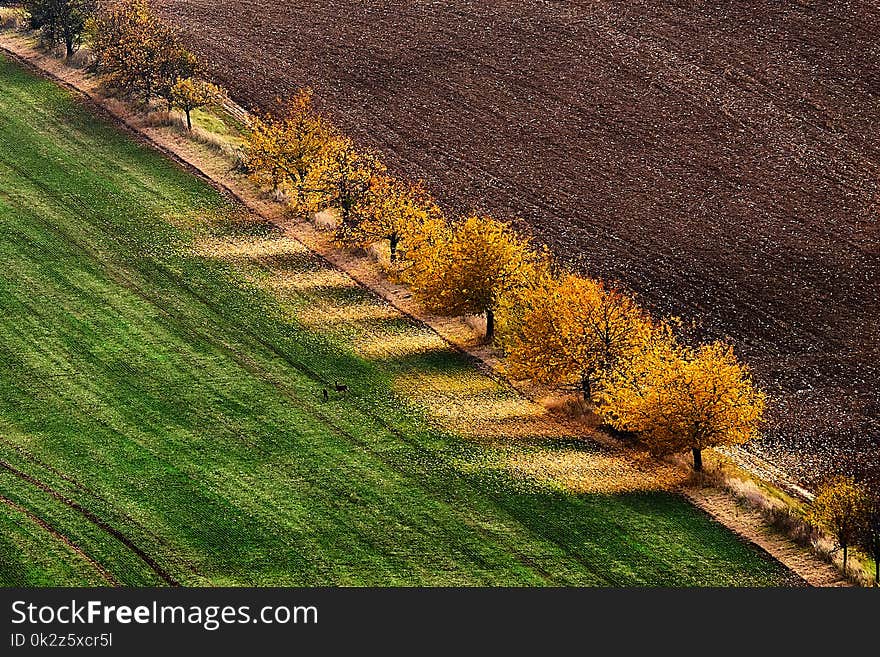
809 476 870 575
407 215 540 341
305 136 386 226
244 89 334 200
505 273 652 401
337 175 443 263
600 337 766 470
25 0 95 57
169 77 223 130
92 0 196 103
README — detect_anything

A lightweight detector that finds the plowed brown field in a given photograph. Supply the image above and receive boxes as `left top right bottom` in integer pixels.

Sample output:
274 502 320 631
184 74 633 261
156 0 880 486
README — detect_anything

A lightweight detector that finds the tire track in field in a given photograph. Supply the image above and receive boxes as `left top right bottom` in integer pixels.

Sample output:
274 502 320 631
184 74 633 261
0 459 179 586
0 494 119 586
0 435 211 583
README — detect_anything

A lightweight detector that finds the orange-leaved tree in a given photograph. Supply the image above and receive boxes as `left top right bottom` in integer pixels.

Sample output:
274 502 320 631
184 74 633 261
407 215 540 342
169 78 224 131
600 337 766 470
505 273 653 402
245 113 289 193
338 175 443 263
244 90 334 201
306 136 386 227
808 476 870 575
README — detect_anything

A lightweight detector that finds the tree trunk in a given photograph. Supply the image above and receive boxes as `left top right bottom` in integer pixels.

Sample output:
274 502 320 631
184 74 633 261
874 548 878 587
581 374 592 402
65 35 74 59
185 109 193 131
340 198 351 227
842 543 848 574
692 447 703 471
485 307 495 342
296 172 306 205
389 234 399 262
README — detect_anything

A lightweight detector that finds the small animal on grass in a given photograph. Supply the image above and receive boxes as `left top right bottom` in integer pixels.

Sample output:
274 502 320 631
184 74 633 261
322 388 329 402
334 381 348 393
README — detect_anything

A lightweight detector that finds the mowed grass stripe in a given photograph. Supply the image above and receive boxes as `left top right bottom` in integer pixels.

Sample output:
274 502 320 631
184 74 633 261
0 54 798 585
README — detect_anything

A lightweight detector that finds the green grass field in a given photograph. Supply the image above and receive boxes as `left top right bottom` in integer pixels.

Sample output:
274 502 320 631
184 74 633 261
0 54 801 586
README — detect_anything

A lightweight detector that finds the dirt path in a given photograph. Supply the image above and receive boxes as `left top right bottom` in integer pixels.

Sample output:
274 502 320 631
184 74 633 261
0 33 847 586
684 487 849 587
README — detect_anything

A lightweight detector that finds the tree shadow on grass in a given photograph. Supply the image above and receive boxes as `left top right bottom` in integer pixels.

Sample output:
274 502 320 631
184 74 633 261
253 250 328 274
470 474 805 586
367 344 487 374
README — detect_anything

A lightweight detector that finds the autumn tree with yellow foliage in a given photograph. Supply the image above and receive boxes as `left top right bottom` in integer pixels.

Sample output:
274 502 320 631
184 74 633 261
170 78 224 131
600 338 765 470
155 46 197 110
505 273 652 402
306 136 386 227
395 209 451 279
861 487 880 586
245 113 290 193
808 476 870 575
244 90 333 200
339 176 443 263
407 215 540 341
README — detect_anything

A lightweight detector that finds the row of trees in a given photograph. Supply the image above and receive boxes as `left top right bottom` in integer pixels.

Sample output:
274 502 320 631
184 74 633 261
809 477 879 583
91 0 224 124
23 0 223 130
241 94 767 472
20 0 877 581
